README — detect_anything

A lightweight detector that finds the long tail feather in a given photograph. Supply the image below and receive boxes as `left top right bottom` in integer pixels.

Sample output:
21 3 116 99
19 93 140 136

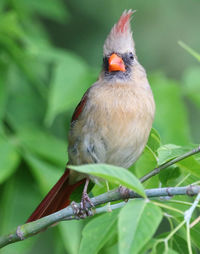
27 169 86 222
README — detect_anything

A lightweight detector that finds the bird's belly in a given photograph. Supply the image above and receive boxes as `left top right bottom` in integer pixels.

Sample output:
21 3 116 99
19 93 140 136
103 117 151 168
68 84 155 169
69 113 152 169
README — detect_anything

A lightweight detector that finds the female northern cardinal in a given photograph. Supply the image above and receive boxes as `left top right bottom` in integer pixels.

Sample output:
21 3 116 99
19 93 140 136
27 10 155 222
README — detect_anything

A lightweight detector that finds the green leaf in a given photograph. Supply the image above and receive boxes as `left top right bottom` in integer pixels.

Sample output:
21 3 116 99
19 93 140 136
159 165 181 186
0 12 24 39
134 145 158 188
147 128 161 154
178 41 200 62
99 223 118 254
21 0 68 23
157 144 195 165
79 210 119 254
0 0 6 11
174 221 198 252
118 199 162 254
138 238 156 254
69 164 146 197
91 180 118 198
164 248 179 254
45 52 91 125
182 66 200 108
177 156 200 178
0 136 20 183
0 169 38 253
190 220 200 249
172 234 189 254
0 63 7 120
0 34 46 98
149 72 191 145
6 65 45 130
59 220 85 254
25 153 63 193
18 127 67 166
157 144 200 178
100 244 118 254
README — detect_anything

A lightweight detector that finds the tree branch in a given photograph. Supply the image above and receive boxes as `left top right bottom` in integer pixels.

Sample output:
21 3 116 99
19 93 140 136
140 145 200 183
1 146 199 249
1 185 200 249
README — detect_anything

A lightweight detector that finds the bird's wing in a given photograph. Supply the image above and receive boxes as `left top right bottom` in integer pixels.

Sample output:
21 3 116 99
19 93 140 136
71 89 90 122
26 169 86 222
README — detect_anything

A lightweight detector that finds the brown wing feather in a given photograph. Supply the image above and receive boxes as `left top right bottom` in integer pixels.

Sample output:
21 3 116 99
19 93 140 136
27 169 86 222
27 90 90 222
71 90 89 122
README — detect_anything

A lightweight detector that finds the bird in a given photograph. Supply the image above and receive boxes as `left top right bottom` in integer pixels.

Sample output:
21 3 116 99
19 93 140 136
27 9 155 222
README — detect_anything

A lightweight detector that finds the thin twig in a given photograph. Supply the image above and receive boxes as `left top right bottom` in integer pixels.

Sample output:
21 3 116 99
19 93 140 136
184 192 200 254
178 41 200 62
140 145 200 183
0 185 200 249
190 215 200 228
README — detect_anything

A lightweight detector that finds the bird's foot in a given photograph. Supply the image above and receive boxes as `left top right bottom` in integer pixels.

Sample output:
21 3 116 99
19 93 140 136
80 191 94 217
71 193 94 219
72 178 94 218
79 177 94 217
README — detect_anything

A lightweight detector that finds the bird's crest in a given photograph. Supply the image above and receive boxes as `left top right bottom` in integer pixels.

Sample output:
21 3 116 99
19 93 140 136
103 10 136 56
115 9 133 34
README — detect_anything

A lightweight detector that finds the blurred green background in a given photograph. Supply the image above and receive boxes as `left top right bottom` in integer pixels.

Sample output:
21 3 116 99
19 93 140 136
0 0 200 253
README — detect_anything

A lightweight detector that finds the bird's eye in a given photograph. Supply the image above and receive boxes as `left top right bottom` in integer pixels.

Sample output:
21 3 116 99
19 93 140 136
129 52 134 60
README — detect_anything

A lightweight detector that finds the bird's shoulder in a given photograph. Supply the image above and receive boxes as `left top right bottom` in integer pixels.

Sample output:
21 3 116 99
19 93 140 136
70 81 98 123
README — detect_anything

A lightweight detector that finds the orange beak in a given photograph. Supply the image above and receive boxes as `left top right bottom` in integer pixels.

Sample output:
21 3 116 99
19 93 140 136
108 53 126 72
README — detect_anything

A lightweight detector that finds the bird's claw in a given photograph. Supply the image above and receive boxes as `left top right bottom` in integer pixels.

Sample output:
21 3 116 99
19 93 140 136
81 192 94 209
80 192 94 217
71 193 94 219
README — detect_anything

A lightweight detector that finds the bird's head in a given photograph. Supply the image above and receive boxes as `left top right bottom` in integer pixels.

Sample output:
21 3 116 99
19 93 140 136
102 10 138 81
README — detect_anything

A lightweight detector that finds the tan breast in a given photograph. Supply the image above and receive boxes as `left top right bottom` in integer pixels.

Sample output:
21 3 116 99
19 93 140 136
76 80 155 168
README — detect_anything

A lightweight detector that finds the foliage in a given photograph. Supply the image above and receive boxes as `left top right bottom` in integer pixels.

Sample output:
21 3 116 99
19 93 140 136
0 1 200 254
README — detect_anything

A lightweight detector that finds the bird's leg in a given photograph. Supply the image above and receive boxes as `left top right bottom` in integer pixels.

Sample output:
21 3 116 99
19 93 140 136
80 178 94 213
71 178 94 219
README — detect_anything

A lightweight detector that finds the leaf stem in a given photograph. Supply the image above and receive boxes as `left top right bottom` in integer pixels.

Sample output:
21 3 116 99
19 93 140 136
178 41 200 62
190 215 200 228
166 220 185 241
152 201 184 215
184 192 200 254
152 220 185 253
140 145 200 183
166 199 200 209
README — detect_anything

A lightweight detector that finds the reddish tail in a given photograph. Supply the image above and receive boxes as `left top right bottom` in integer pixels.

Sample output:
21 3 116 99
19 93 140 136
27 169 86 222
